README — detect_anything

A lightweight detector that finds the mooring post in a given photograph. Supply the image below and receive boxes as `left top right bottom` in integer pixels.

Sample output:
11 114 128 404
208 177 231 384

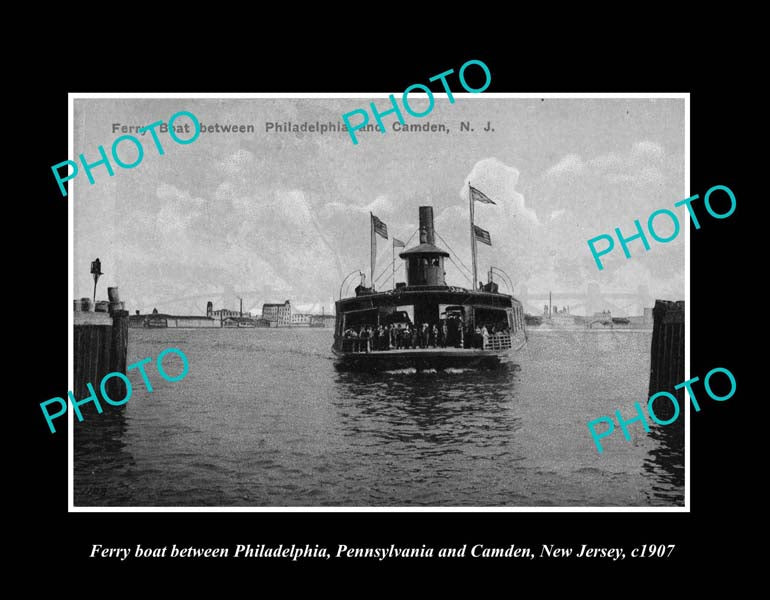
648 299 685 422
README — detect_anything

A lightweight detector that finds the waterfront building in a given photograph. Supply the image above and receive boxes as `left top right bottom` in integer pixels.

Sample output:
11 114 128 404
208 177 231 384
213 308 249 319
262 300 292 326
128 313 218 328
291 313 313 326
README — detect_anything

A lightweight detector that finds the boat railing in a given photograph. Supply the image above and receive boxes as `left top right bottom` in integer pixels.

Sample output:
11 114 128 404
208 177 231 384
340 338 372 353
338 332 513 353
483 332 512 351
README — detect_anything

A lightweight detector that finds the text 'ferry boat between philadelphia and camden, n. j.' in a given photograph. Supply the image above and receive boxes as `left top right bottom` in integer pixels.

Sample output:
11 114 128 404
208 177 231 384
332 184 527 371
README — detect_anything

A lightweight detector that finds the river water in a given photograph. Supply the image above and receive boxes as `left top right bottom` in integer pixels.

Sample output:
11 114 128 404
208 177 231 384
74 327 683 507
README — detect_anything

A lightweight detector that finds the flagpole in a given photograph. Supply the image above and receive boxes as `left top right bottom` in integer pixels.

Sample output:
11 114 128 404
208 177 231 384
469 181 477 290
370 212 375 292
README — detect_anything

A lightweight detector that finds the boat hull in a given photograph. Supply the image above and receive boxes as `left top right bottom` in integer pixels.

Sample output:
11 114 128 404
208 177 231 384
332 347 512 371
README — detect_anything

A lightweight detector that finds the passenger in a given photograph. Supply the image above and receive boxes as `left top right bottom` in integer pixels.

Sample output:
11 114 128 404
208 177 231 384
446 317 456 347
440 320 447 348
481 325 489 349
342 328 351 352
421 323 430 348
411 325 419 349
379 325 387 350
360 326 370 353
431 324 438 348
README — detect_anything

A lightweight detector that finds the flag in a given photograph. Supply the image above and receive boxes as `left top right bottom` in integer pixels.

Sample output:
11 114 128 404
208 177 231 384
474 224 492 246
470 185 496 204
393 237 405 248
372 214 388 239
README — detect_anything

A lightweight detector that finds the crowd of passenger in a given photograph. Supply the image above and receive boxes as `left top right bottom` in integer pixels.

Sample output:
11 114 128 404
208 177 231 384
341 319 511 353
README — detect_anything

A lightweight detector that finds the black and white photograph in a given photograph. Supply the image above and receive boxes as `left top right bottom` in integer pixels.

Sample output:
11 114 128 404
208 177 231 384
70 95 687 508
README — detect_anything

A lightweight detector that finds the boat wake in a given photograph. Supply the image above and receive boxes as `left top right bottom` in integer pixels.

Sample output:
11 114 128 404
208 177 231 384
383 367 479 375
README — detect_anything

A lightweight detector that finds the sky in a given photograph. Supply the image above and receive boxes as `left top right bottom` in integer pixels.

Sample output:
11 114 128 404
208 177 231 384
73 96 685 316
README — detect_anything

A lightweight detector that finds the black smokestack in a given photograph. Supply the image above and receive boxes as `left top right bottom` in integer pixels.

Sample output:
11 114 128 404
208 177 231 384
419 206 435 245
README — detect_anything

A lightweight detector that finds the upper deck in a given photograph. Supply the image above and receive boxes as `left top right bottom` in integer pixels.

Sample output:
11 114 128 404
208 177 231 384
337 285 519 313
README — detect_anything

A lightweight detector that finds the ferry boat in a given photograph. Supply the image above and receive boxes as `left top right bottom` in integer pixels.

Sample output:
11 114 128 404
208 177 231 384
332 202 526 371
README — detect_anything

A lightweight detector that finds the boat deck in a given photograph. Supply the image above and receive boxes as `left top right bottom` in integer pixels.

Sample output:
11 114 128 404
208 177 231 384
332 336 526 371
337 347 501 356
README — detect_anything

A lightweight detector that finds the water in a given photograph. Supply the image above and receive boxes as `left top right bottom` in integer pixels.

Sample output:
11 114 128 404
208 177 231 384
74 328 684 507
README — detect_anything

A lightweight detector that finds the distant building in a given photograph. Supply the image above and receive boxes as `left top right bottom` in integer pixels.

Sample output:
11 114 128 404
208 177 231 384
128 313 218 328
213 308 249 319
309 314 336 327
223 316 254 328
262 300 291 326
291 313 313 325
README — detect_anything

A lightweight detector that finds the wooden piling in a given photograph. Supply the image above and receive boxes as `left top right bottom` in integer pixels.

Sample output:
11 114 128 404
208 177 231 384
648 300 685 421
106 310 129 400
74 289 129 402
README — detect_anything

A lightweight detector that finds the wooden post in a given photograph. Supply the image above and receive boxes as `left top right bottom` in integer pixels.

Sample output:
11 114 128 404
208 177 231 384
648 299 684 422
73 286 129 406
74 312 113 400
107 310 128 400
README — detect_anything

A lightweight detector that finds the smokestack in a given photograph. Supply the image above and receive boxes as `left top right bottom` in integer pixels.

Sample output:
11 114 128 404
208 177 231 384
419 206 435 245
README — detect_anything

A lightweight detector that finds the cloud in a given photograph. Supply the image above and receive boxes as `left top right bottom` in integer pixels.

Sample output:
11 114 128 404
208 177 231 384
550 141 666 187
539 141 675 227
322 194 393 217
442 152 684 315
108 180 349 314
606 166 664 186
459 157 540 226
546 154 585 177
218 149 254 175
632 140 665 160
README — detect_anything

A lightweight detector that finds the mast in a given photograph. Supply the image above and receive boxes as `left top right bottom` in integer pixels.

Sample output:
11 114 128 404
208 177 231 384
370 212 375 292
392 237 396 290
469 181 478 290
